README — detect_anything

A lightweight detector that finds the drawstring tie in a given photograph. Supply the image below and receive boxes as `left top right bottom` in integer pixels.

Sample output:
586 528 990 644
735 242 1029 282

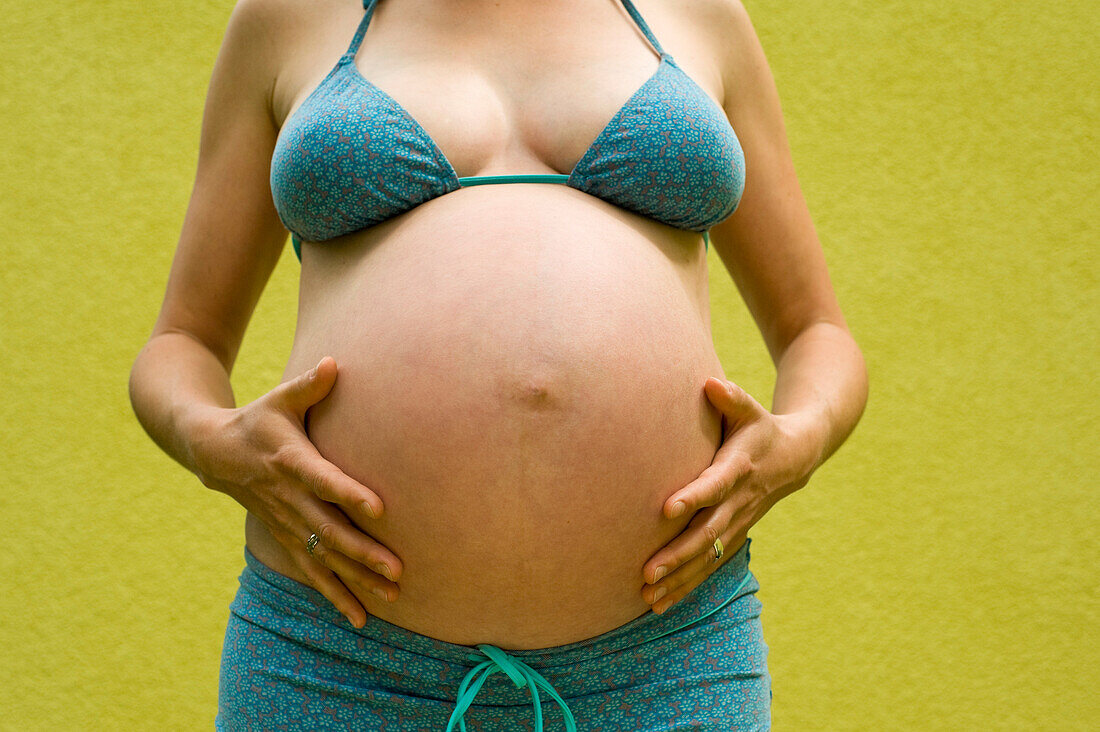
445 643 578 732
445 539 753 730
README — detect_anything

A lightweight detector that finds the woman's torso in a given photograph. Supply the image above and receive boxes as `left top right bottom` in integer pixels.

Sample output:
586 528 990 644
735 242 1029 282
245 0 734 649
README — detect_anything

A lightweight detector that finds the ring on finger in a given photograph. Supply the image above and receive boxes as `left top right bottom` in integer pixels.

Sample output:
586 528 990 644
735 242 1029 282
712 537 724 562
306 532 320 556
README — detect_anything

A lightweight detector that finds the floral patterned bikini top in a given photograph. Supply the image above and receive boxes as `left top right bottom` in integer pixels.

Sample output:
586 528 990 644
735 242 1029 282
270 0 746 261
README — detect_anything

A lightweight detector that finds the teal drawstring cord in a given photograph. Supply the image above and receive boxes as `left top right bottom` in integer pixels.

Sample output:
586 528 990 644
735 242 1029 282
446 643 578 731
445 563 754 731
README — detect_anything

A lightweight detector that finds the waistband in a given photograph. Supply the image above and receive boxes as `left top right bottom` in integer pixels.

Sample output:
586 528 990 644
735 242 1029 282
239 535 757 669
239 537 758 731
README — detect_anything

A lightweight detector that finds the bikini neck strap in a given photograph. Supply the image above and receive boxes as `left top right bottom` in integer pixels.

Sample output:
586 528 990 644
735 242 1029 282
346 0 667 60
344 0 381 59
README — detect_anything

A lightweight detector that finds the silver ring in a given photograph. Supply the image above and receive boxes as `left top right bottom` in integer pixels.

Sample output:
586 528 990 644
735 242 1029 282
713 537 724 561
306 533 320 556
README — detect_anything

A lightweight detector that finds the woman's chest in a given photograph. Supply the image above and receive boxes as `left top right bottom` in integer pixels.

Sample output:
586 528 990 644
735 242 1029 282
271 0 726 179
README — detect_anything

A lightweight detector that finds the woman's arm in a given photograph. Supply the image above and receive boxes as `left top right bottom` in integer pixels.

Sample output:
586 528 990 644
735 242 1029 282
130 0 287 462
641 0 867 611
767 322 868 498
129 0 401 628
708 0 867 470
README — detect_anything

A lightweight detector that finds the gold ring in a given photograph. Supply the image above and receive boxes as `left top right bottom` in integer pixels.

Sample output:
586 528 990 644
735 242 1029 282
713 537 724 561
306 533 320 556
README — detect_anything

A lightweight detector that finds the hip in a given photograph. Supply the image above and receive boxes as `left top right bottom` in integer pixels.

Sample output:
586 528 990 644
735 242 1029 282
218 536 770 731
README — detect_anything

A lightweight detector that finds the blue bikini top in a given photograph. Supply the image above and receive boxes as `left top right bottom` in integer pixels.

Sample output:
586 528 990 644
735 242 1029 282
270 0 746 261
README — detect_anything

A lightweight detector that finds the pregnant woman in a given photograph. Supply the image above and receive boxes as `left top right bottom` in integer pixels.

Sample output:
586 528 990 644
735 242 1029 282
129 0 867 728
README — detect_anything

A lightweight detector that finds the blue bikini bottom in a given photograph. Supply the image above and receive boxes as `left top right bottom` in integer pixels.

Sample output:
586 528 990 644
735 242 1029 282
216 537 771 731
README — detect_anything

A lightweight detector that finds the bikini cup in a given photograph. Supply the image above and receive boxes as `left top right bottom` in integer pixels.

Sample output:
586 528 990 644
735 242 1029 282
270 0 746 260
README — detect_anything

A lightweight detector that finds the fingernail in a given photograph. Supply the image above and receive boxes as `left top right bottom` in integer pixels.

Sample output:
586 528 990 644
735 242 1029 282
653 587 667 602
379 565 393 581
654 566 667 582
670 502 686 518
373 587 390 601
362 501 377 520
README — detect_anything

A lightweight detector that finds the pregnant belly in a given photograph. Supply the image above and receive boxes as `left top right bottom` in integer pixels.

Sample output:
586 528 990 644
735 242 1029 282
251 190 726 648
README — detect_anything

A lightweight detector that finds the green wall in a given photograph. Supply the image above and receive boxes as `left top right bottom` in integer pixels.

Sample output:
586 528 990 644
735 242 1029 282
2 0 1095 728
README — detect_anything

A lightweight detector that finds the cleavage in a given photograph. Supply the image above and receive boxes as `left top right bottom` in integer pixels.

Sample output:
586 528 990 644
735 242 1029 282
350 21 663 177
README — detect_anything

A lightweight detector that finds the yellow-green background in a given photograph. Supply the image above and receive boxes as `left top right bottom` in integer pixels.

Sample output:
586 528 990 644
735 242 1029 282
2 0 1096 728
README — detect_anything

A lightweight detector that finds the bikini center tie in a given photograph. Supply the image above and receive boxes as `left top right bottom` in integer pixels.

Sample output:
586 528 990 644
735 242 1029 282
445 643 578 732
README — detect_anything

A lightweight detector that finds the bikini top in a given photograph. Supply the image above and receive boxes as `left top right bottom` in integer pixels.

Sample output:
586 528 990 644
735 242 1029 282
270 0 746 261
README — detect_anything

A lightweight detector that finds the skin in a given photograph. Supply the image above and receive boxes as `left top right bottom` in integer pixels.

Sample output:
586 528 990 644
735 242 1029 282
639 0 870 611
129 0 867 640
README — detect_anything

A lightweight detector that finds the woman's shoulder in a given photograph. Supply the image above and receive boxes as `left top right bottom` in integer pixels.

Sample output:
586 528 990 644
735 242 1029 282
679 0 750 23
223 0 345 45
679 0 755 64
222 0 359 126
221 0 351 64
673 0 763 109
638 0 755 109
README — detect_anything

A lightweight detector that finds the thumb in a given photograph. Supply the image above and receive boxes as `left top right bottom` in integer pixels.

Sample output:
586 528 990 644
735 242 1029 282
277 356 337 418
704 377 763 423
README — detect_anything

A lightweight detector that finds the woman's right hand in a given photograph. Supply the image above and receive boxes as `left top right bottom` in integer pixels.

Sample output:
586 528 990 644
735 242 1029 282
189 356 402 628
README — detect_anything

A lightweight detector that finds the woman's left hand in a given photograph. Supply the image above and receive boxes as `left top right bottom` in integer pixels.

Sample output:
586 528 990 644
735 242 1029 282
641 376 824 614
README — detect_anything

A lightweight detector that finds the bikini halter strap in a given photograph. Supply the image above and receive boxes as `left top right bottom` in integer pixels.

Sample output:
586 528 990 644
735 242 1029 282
346 0 667 60
344 0 380 59
617 0 667 57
